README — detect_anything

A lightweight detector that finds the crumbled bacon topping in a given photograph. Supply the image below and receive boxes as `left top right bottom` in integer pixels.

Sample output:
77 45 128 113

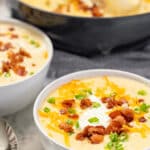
61 99 75 108
1 48 31 76
92 5 103 17
60 109 68 115
10 34 19 39
13 65 27 76
2 61 11 72
8 27 15 31
138 116 147 123
0 42 13 51
76 125 105 144
101 97 128 109
59 123 74 133
80 99 92 109
138 99 144 103
68 114 79 119
89 134 104 144
121 109 134 122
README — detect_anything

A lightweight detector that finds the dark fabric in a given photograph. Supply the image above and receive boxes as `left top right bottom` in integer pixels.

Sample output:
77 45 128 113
49 45 150 79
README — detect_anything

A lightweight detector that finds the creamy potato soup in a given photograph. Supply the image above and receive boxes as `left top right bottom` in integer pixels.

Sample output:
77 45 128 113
21 0 150 17
39 76 150 150
0 23 48 85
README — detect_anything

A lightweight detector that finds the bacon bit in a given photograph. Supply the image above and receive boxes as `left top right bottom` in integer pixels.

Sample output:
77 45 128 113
78 0 90 11
7 50 24 63
10 34 19 39
92 5 103 17
76 132 85 141
87 126 105 136
80 99 92 109
109 110 122 119
2 61 11 72
117 99 128 106
4 42 13 50
138 99 144 103
61 99 75 108
32 63 36 67
138 117 147 123
68 114 79 119
0 42 13 51
121 109 134 122
59 123 74 133
8 27 15 31
76 125 105 144
19 48 31 58
107 99 117 109
106 120 123 134
60 109 68 115
101 97 112 103
113 115 126 125
13 65 27 76
89 134 104 144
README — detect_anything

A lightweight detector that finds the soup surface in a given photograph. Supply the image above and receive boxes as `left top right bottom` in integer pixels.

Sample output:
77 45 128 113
39 76 150 150
0 23 49 85
20 0 150 17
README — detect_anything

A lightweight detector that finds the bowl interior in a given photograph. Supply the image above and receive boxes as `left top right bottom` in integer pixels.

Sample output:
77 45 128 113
0 18 53 87
33 69 150 149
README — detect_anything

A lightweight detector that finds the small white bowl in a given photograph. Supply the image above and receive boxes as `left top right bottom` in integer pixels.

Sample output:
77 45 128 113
33 69 150 150
0 19 53 116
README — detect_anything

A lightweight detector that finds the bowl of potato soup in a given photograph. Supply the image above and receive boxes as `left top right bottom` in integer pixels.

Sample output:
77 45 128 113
0 19 53 116
34 69 150 150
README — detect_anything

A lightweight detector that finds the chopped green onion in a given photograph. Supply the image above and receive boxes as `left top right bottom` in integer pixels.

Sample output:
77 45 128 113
30 40 40 48
75 94 86 100
4 72 11 78
105 132 128 150
68 132 74 136
66 119 74 125
83 89 93 95
134 103 150 113
75 89 93 100
29 72 34 75
92 102 101 108
47 97 56 104
137 90 147 96
119 133 128 142
68 108 76 114
88 117 99 123
43 107 50 113
75 121 80 129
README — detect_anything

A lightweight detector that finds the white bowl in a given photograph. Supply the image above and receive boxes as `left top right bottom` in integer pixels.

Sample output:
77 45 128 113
33 69 150 150
0 19 53 116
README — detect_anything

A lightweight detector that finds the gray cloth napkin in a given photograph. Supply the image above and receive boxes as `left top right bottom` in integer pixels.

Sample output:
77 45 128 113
50 47 150 79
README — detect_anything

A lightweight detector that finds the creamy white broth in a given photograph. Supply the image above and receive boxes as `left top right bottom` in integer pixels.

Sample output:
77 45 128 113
39 76 150 150
0 23 48 85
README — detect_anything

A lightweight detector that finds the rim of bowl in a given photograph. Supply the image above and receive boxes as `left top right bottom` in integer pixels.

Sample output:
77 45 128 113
0 18 53 88
19 0 150 20
33 69 150 150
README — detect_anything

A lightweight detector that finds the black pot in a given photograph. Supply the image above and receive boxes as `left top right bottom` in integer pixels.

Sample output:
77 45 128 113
18 1 150 55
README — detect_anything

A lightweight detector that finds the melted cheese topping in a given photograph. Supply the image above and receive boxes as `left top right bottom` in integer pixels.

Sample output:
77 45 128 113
39 76 150 150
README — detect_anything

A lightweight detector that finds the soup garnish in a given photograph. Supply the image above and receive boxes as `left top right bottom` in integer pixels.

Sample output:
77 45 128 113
39 76 150 150
0 24 48 85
